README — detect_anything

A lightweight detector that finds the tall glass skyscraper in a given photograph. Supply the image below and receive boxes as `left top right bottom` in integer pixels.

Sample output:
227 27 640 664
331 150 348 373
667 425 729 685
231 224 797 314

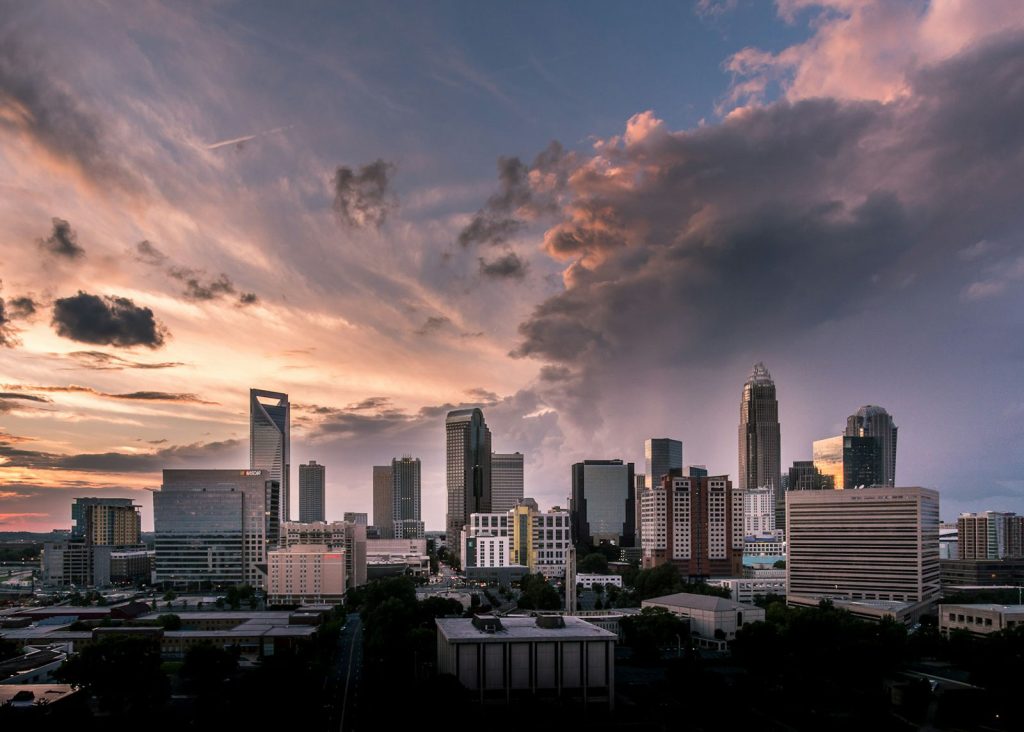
446 408 492 542
392 456 424 539
738 363 782 528
250 389 290 521
571 459 636 547
644 438 683 490
845 405 898 487
298 460 325 523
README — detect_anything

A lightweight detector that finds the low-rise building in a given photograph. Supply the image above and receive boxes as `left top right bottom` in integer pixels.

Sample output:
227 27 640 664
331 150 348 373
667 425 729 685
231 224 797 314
938 603 1024 636
641 592 764 643
435 615 616 706
576 574 623 590
708 576 787 603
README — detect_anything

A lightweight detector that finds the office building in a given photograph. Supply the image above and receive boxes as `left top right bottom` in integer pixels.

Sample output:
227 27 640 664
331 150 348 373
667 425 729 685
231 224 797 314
533 505 572 579
463 502 571 579
251 389 290 521
957 511 1024 559
639 474 743 578
742 486 775 535
491 452 525 513
343 512 368 525
298 460 325 523
279 520 367 589
845 405 898 487
645 438 683 489
372 465 394 539
571 460 636 547
366 538 430 579
154 469 280 589
71 498 141 545
41 541 112 587
446 408 492 542
787 460 833 491
786 486 940 604
435 615 616 706
940 558 1024 588
642 593 765 643
392 456 424 539
267 545 346 605
738 363 782 528
939 603 1024 637
812 434 884 491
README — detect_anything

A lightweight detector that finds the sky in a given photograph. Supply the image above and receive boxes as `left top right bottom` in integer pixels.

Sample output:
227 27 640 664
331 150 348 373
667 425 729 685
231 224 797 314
2 0 1024 532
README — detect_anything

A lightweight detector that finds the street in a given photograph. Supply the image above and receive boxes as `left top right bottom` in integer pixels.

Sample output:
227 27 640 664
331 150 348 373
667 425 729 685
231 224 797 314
326 613 363 732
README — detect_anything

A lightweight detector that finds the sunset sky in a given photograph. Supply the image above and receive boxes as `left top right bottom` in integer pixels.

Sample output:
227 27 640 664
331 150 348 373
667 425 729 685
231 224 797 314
2 0 1024 532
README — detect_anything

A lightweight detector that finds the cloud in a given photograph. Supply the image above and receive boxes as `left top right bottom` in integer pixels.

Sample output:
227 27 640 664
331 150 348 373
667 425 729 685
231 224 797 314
492 32 1024 433
51 291 168 348
457 142 569 248
135 242 258 306
0 35 140 191
0 300 13 347
59 351 184 371
1 383 215 405
0 392 51 413
0 436 242 473
414 315 452 336
132 240 168 266
238 292 259 306
332 159 397 229
36 217 84 259
6 296 38 319
479 252 528 280
346 396 393 411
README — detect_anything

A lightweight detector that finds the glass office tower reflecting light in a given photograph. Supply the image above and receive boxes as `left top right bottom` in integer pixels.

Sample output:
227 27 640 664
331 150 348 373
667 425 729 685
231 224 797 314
845 405 898 487
250 389 290 521
644 438 683 489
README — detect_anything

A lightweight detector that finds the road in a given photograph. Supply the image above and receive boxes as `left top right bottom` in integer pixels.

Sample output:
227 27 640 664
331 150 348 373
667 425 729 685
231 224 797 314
326 613 363 732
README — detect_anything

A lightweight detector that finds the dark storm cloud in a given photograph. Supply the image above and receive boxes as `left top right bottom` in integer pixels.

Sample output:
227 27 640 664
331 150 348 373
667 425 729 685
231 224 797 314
332 159 397 229
0 36 140 191
457 142 569 248
37 217 84 259
0 392 52 414
51 291 167 348
238 292 259 306
0 300 13 347
7 296 38 319
0 436 242 473
479 251 527 280
61 351 183 371
133 240 167 266
502 31 1024 404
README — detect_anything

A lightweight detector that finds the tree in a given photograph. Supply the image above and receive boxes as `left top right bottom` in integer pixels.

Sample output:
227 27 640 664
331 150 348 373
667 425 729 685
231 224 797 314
157 613 182 630
579 553 609 574
162 589 177 602
773 559 786 569
55 634 168 716
620 607 689 664
181 642 239 691
516 573 561 610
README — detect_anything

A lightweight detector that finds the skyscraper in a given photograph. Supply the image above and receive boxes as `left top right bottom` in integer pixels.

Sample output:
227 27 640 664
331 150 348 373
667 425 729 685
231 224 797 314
446 408 492 542
491 452 525 513
298 460 325 523
738 363 782 527
570 460 636 547
251 389 290 521
845 405 898 487
372 465 394 539
812 435 882 490
787 460 833 491
644 438 683 489
393 456 424 539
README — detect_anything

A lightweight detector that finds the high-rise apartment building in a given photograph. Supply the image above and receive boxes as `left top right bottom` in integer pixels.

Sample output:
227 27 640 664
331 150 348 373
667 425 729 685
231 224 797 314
738 363 782 528
786 486 940 604
251 389 290 521
267 545 346 605
71 497 141 546
645 438 683 489
298 460 325 523
639 474 743 578
742 486 775 535
446 408 492 542
845 405 898 487
491 452 525 514
154 469 280 588
957 512 1024 559
463 500 571 579
812 435 882 490
279 520 367 589
570 460 636 547
372 465 394 539
392 456 424 539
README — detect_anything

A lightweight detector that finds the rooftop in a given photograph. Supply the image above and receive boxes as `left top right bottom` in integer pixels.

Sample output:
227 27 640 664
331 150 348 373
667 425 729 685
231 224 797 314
939 603 1024 612
643 592 757 613
436 614 617 642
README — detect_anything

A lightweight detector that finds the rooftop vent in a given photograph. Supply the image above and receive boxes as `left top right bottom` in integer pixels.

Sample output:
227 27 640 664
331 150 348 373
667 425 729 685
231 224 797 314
471 615 503 633
535 615 565 629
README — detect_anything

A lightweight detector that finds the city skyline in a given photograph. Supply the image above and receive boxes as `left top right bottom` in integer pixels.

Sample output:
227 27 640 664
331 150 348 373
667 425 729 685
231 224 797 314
3 2 1024 532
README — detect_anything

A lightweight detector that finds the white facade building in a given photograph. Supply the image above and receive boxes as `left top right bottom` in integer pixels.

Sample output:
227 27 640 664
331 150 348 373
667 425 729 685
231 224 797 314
742 486 775 535
576 573 623 589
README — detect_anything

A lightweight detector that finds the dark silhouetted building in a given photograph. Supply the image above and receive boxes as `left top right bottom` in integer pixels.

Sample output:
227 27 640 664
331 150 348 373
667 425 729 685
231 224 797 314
845 405 898 487
298 460 325 523
446 408 492 542
738 363 782 528
372 465 394 539
571 460 636 547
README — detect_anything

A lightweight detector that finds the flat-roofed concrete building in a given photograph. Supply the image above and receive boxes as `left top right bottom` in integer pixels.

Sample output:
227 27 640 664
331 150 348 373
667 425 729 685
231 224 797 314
641 592 764 643
435 615 617 706
939 603 1024 637
786 486 940 606
267 544 346 605
154 469 280 589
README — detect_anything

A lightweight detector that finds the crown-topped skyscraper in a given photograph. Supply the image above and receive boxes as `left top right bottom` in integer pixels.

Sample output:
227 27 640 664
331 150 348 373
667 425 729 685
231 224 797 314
738 362 783 529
